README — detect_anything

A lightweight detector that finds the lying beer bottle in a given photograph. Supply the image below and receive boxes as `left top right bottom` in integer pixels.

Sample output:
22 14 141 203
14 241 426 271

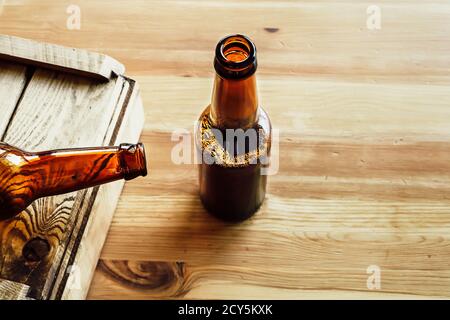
196 34 272 222
0 142 147 220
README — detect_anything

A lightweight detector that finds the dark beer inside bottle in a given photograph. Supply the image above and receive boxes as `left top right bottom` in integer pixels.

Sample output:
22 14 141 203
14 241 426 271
198 34 271 222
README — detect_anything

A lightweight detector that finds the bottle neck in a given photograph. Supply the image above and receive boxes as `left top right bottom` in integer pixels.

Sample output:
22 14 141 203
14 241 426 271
25 143 147 198
209 34 259 130
210 73 259 129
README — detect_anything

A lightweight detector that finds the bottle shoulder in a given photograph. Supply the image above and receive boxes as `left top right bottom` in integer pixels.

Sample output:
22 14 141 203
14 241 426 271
257 106 272 136
197 105 271 132
196 105 271 167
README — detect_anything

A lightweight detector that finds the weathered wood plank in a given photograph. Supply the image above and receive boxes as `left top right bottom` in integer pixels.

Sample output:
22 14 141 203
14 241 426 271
59 81 145 300
0 61 27 134
0 279 30 300
0 35 125 81
2 68 125 149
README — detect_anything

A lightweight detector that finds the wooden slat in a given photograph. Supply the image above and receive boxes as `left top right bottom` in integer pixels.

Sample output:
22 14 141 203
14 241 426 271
0 279 30 300
0 61 27 134
2 68 125 149
0 35 125 81
0 66 138 299
59 81 145 300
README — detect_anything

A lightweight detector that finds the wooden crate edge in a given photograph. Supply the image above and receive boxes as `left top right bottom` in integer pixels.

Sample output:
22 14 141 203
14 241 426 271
0 34 125 81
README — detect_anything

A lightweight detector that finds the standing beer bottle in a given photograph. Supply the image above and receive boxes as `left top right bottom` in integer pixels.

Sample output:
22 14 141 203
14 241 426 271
196 34 271 222
0 142 147 220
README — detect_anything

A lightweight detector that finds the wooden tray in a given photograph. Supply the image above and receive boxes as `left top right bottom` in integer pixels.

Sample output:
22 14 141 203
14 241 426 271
0 35 144 299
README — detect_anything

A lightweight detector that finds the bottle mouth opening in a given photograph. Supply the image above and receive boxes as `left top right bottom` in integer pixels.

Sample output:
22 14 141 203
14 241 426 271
136 142 148 177
214 34 257 79
221 36 252 63
119 142 148 180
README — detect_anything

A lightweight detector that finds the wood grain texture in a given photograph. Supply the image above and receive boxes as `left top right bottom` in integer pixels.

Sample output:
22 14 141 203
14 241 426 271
1 0 450 299
0 35 144 299
0 62 27 134
0 279 30 300
60 80 145 300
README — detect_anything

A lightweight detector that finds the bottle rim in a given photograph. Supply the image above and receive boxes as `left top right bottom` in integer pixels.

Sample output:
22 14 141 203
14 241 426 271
119 143 148 180
214 34 257 79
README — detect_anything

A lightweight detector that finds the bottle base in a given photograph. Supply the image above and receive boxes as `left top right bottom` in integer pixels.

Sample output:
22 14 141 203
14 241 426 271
200 195 264 223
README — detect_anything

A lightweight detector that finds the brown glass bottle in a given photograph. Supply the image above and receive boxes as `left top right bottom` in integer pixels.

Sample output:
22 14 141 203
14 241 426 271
196 34 271 222
0 142 147 220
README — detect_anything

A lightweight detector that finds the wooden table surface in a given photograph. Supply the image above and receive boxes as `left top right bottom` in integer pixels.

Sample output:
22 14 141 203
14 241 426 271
1 0 450 299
